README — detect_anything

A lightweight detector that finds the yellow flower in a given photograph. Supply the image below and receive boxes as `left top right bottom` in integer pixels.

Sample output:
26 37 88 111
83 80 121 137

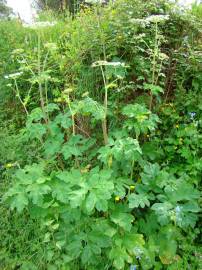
175 124 179 128
5 163 13 168
115 196 120 202
130 185 135 191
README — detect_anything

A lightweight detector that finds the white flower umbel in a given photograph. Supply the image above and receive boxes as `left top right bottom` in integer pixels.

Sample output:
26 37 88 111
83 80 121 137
85 0 107 4
145 15 170 23
92 60 126 67
130 18 148 26
131 15 169 26
4 72 23 79
23 21 57 29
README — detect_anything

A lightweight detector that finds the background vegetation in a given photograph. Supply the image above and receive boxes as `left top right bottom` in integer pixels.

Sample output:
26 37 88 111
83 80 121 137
0 0 201 269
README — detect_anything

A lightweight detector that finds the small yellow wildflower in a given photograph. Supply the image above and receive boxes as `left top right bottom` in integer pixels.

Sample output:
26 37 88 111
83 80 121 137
5 163 13 168
130 185 135 191
175 124 179 129
115 196 120 202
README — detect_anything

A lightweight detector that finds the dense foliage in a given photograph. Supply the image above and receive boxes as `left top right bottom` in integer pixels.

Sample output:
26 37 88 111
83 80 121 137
0 1 201 269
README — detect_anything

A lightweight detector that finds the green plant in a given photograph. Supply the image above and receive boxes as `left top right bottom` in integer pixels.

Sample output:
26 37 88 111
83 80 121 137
1 0 202 269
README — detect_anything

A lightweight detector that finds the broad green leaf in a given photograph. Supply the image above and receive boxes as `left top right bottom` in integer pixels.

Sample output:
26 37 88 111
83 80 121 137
44 133 64 157
44 103 59 113
69 183 88 208
67 237 83 259
164 181 200 203
128 193 150 208
144 83 164 96
109 246 132 270
10 192 29 212
110 209 134 232
85 192 97 212
81 245 94 265
27 183 51 205
123 232 145 253
26 123 46 140
51 179 71 203
151 202 173 225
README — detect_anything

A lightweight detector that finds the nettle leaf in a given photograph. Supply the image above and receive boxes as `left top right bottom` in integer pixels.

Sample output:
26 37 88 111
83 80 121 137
110 206 134 232
128 193 150 208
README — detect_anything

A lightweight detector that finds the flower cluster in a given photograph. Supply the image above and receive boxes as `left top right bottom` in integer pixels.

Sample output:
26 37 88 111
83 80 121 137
4 72 23 79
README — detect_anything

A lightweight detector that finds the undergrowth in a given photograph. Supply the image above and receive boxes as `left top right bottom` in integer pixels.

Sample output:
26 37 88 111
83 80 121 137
0 0 201 269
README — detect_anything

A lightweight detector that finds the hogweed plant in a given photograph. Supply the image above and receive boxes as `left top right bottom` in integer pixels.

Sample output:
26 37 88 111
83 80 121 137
2 1 202 269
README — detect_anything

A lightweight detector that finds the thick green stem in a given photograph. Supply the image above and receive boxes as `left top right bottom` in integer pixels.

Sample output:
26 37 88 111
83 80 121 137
14 79 29 115
150 22 158 110
100 65 108 145
67 95 76 136
97 7 108 145
38 33 48 123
